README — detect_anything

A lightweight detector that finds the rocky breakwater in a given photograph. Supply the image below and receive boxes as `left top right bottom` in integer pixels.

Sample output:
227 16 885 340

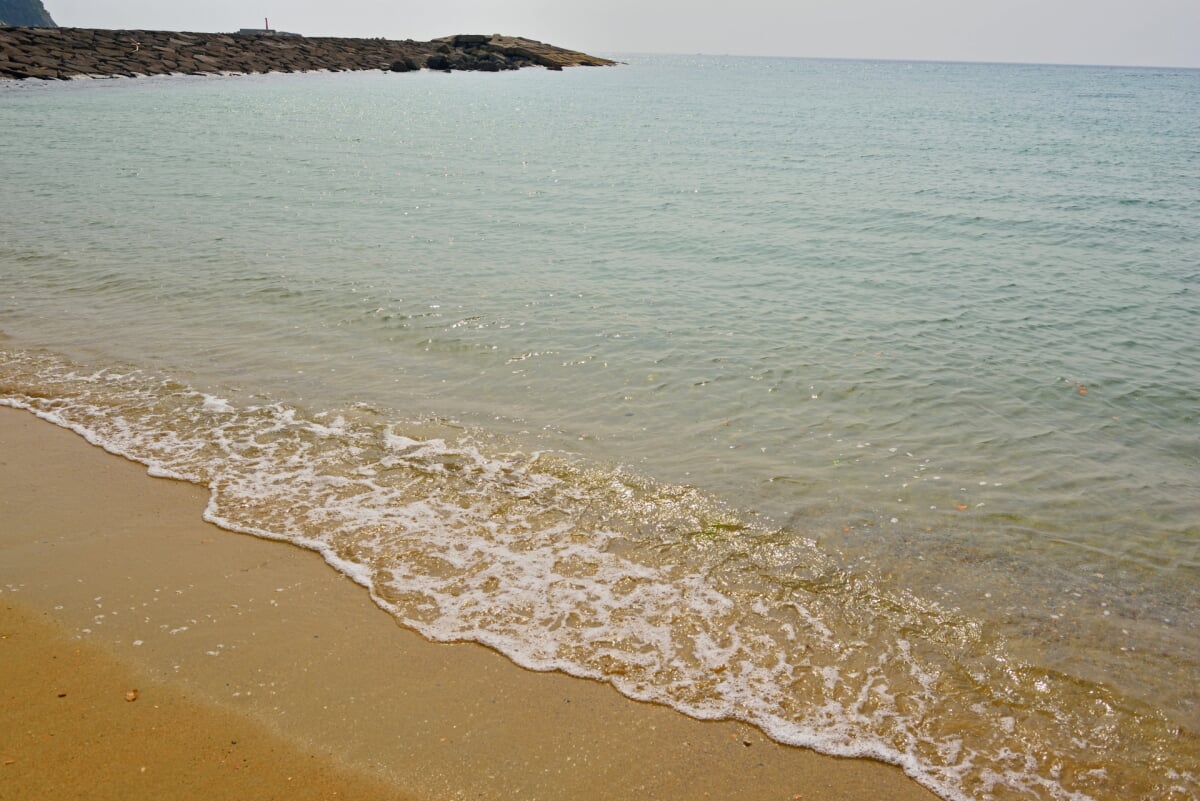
0 27 615 81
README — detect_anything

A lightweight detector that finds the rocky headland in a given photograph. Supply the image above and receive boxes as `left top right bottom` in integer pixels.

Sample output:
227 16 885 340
0 0 55 28
0 27 615 81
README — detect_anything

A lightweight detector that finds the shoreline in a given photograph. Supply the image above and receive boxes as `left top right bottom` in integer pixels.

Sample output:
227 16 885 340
0 405 938 800
0 28 615 81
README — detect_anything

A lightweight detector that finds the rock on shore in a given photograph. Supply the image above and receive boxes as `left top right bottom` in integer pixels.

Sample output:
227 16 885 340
0 27 615 80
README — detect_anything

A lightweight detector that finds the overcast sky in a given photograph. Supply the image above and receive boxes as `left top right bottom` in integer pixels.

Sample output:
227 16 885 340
45 0 1200 68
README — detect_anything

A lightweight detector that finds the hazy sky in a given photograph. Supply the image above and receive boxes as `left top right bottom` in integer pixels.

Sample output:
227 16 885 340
45 1 1200 68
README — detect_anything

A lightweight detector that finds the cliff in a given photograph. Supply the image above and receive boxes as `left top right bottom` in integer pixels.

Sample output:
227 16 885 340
0 0 55 28
0 27 615 80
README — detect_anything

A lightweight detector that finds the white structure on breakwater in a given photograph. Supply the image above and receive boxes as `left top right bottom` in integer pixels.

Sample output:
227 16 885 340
236 17 300 37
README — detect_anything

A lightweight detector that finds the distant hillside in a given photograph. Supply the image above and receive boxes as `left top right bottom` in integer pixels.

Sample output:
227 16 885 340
0 0 56 27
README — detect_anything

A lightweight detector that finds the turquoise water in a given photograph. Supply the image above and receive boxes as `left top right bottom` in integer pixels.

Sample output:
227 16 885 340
1 58 1198 800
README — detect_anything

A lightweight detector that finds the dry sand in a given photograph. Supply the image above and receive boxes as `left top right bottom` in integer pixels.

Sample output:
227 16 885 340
0 405 938 801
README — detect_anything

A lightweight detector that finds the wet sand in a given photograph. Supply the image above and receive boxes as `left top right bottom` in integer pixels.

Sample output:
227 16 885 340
0 405 938 801
0 602 410 800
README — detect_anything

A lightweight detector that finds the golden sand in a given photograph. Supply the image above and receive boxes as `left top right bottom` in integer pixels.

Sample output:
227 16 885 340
0 406 936 801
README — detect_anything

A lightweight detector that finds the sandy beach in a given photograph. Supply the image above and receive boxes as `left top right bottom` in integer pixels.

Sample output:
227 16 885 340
0 405 937 801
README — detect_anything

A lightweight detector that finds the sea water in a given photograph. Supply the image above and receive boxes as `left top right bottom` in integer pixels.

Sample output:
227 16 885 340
1 56 1197 800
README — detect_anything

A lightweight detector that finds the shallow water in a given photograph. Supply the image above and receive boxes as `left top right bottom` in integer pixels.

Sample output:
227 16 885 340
2 58 1198 800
